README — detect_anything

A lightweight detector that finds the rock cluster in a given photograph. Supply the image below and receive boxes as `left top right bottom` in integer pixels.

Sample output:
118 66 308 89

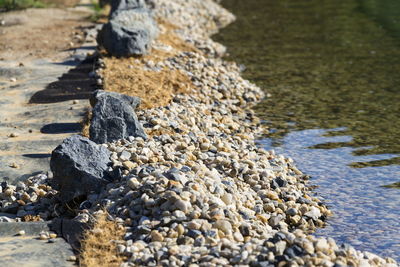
87 0 397 265
97 0 158 56
0 173 57 220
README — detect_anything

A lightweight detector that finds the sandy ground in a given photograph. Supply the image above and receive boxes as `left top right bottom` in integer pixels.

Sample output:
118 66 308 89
0 7 91 61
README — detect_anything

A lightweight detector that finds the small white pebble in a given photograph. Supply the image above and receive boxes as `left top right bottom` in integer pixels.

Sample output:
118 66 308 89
67 255 76 261
17 230 25 236
9 132 19 138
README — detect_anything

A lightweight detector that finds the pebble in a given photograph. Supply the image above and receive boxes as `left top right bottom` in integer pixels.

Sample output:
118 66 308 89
17 230 25 236
9 162 19 168
49 233 57 239
9 132 19 137
174 199 191 213
151 230 164 242
122 161 136 170
39 233 49 240
67 256 76 262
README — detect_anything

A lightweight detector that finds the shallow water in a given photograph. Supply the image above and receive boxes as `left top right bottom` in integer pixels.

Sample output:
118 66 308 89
215 0 400 260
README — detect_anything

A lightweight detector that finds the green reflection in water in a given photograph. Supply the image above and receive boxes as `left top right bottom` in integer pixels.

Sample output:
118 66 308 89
360 0 400 38
214 0 400 168
383 182 400 189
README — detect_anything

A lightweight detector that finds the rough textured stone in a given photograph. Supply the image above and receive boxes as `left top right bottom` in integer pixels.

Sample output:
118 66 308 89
90 89 140 109
97 9 158 57
89 90 147 144
50 135 112 202
51 218 89 251
101 0 155 11
110 0 146 17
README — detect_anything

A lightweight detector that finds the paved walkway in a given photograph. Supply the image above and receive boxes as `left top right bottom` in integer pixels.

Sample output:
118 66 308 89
0 222 76 267
0 4 98 183
0 1 99 265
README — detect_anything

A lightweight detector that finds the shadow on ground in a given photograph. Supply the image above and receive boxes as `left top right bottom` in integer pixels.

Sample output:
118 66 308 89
40 123 82 134
29 56 98 103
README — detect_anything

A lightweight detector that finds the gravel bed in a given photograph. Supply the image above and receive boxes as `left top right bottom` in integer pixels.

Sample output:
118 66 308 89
0 0 398 266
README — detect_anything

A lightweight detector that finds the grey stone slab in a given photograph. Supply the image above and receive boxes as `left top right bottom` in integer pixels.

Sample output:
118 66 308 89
0 37 96 184
0 235 76 267
0 222 50 237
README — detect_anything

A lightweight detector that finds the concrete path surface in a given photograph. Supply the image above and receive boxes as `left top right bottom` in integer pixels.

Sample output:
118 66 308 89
0 222 76 267
0 2 99 183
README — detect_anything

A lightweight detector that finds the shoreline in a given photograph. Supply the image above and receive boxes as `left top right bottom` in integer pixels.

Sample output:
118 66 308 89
86 1 397 265
0 0 398 266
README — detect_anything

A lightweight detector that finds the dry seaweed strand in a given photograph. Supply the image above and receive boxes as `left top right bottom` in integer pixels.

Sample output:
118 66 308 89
100 19 199 110
80 109 92 138
79 212 127 267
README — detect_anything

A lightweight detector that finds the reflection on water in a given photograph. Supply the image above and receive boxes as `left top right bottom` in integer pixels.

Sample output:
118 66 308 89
257 130 400 260
214 0 400 261
215 0 400 168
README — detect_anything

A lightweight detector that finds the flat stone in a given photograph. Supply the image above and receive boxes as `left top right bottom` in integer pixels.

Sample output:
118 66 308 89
0 222 50 236
0 235 75 267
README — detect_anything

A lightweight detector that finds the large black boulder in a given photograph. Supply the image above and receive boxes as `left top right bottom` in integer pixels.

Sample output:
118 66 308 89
50 135 112 203
89 90 147 144
97 9 158 57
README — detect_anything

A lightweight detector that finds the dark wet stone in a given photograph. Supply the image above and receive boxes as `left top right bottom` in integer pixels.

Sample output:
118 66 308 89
275 176 287 187
180 166 191 172
187 229 202 239
239 223 251 236
269 232 286 243
284 245 304 258
136 225 151 234
275 255 290 262
270 179 279 189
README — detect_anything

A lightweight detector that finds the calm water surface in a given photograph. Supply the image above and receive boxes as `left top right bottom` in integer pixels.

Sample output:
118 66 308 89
215 0 400 260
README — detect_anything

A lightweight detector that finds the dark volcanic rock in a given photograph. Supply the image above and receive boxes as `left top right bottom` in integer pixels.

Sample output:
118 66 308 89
90 89 140 108
89 90 147 144
97 9 158 57
51 218 89 251
110 0 146 17
50 135 112 203
101 0 155 11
